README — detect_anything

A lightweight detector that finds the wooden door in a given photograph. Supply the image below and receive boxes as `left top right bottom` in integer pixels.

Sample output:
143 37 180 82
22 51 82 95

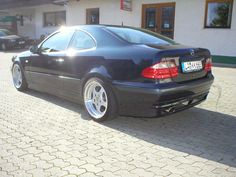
142 3 175 39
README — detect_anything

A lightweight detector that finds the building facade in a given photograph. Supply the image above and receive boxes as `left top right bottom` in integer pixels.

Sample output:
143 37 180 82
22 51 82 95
0 1 66 40
0 0 235 63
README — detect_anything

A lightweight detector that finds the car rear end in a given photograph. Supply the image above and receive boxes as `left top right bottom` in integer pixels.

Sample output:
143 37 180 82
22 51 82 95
112 46 214 117
2 36 26 49
106 26 214 117
8 37 26 49
141 47 213 116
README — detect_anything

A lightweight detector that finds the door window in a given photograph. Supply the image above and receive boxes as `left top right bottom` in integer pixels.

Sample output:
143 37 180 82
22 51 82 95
86 8 100 24
69 31 96 50
146 8 157 29
161 7 174 29
40 30 73 53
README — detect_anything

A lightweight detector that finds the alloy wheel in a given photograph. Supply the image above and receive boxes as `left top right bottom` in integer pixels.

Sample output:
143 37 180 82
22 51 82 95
12 64 23 89
84 80 108 119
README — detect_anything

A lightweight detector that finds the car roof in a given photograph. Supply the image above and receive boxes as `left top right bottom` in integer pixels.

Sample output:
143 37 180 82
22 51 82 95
51 25 127 47
62 24 135 31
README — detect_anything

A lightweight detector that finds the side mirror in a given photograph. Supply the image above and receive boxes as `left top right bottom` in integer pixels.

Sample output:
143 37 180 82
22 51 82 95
29 45 39 54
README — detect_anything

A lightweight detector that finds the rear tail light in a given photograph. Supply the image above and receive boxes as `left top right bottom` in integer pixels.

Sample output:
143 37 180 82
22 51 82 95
205 58 212 72
141 60 178 79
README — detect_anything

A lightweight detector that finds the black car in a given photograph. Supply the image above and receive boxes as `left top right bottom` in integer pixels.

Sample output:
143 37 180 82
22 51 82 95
0 29 26 50
11 25 214 122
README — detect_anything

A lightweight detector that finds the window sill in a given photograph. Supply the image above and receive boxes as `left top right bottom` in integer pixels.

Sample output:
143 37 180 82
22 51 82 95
203 27 232 29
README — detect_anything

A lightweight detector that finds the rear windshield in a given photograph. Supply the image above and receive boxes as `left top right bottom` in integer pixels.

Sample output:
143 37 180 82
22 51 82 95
106 27 176 45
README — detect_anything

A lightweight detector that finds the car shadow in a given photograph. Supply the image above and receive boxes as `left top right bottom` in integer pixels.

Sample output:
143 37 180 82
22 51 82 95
24 89 236 168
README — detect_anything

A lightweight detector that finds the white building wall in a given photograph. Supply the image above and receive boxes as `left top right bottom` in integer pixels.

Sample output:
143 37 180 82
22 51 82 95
17 9 36 39
7 4 66 39
174 0 236 57
67 0 138 27
67 0 236 57
34 4 67 39
7 8 36 39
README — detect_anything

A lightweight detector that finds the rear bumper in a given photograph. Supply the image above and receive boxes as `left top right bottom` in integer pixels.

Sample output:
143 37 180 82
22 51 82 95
112 74 214 117
6 40 26 49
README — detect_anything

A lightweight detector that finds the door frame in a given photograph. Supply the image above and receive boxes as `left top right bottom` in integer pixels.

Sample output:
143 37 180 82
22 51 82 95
141 2 176 38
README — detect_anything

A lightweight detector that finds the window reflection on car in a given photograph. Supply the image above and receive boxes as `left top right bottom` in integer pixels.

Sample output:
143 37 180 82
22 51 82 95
69 30 96 50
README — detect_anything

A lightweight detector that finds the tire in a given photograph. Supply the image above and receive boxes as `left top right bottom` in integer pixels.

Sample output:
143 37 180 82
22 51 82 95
12 63 28 91
83 77 117 122
1 43 7 51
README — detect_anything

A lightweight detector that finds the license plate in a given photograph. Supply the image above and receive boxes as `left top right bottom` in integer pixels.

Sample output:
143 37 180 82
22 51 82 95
19 41 25 44
182 61 203 73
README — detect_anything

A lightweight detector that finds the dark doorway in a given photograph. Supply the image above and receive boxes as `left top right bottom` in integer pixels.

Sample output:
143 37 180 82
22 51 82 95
142 3 175 39
86 8 99 24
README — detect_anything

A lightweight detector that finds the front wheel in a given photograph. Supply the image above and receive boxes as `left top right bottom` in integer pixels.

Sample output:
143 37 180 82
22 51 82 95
12 63 28 91
83 77 117 122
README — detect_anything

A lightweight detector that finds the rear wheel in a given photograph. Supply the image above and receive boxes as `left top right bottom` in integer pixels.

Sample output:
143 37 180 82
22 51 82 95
83 77 117 122
12 63 27 91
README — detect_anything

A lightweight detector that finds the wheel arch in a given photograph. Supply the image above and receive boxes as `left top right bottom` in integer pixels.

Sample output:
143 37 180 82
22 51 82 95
11 59 23 73
80 66 118 112
81 65 112 91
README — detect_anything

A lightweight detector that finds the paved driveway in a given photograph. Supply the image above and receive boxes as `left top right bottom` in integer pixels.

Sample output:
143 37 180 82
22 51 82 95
0 51 236 177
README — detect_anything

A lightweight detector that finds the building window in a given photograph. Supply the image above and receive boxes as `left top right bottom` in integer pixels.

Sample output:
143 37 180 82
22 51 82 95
43 11 66 27
86 8 99 24
205 0 233 28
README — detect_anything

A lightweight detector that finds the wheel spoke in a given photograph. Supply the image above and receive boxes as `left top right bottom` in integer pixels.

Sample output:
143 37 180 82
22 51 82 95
17 71 21 81
100 97 107 108
93 89 97 98
95 103 102 113
98 87 104 94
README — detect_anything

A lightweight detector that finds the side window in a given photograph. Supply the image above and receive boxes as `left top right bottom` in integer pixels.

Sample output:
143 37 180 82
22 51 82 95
69 30 96 50
40 30 73 53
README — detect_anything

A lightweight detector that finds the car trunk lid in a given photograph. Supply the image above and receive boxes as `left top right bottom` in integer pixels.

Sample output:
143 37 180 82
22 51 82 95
146 44 211 83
